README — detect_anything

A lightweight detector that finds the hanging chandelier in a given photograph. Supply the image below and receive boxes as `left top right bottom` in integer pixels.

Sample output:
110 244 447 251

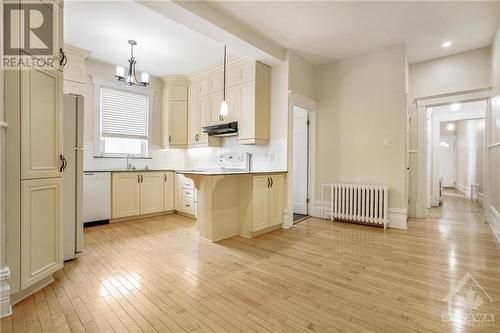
115 40 150 87
219 45 228 116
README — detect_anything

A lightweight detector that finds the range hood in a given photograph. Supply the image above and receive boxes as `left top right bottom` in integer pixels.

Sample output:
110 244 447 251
202 121 238 137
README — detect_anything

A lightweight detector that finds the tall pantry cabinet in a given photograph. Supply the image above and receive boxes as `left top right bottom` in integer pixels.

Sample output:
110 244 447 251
5 0 66 302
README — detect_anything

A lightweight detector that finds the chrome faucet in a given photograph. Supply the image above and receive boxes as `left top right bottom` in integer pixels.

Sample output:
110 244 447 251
126 154 135 170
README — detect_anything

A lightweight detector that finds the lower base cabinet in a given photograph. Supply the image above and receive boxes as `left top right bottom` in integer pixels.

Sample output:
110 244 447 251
112 171 175 219
252 175 284 232
21 178 63 289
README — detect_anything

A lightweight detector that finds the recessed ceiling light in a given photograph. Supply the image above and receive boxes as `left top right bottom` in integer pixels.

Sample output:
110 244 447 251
449 103 461 112
446 123 455 131
442 41 452 48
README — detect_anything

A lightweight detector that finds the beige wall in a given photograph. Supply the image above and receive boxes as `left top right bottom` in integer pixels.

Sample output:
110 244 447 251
315 44 408 209
287 51 316 100
455 119 485 194
490 24 500 213
409 47 491 99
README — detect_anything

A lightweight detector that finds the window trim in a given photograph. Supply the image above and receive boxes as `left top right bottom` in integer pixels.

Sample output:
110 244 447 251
92 77 156 158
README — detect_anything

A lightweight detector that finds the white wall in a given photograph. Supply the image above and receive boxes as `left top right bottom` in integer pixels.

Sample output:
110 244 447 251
315 44 408 210
83 58 185 171
409 47 491 99
455 119 485 195
489 24 500 215
288 51 317 99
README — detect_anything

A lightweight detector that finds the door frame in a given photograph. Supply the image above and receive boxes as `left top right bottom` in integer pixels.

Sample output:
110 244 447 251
285 90 317 228
415 88 491 218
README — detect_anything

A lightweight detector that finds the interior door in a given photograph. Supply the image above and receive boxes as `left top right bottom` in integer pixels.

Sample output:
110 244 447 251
140 172 165 214
439 136 456 187
293 107 309 214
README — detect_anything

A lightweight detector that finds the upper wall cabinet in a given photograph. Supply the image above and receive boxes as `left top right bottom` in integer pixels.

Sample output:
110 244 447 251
161 78 189 148
63 44 90 96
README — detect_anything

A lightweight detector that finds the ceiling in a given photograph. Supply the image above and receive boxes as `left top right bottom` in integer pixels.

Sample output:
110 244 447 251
64 1 239 77
209 1 500 65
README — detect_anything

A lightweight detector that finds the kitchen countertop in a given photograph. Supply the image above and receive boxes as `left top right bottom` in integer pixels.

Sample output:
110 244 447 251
84 169 288 175
84 169 176 173
175 170 288 176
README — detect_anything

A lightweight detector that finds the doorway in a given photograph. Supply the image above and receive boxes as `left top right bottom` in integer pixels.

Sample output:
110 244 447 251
292 105 310 223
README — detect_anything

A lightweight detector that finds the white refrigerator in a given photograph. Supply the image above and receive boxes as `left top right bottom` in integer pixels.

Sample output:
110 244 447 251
63 94 84 261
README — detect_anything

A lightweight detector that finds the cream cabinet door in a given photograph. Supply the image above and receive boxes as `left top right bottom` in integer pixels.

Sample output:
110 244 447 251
237 81 255 141
164 172 175 212
209 91 222 125
168 86 188 101
168 101 188 146
21 178 63 289
188 99 200 145
21 69 63 180
268 175 284 227
252 176 269 232
199 95 210 144
112 173 141 218
140 173 165 215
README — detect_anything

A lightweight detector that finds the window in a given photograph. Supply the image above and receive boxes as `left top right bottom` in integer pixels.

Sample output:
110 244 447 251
99 86 150 157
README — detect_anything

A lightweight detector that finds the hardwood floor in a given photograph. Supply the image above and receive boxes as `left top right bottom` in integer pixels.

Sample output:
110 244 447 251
2 189 499 332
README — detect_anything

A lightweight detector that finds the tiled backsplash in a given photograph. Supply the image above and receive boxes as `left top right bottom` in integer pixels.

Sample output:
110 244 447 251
84 138 287 172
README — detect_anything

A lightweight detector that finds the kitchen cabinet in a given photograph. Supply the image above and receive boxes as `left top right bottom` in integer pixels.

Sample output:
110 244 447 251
21 68 63 180
175 174 196 217
167 101 188 146
21 178 63 289
112 172 141 219
164 172 175 212
168 86 188 101
252 175 284 232
211 85 237 124
5 0 66 298
188 99 201 145
140 173 165 215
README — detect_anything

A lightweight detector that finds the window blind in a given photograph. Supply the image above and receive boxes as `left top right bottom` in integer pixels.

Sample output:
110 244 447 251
100 86 149 139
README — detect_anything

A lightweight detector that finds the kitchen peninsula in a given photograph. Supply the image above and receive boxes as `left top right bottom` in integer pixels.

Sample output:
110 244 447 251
177 169 286 242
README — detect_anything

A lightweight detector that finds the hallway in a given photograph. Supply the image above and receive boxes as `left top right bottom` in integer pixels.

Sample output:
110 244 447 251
1 190 499 332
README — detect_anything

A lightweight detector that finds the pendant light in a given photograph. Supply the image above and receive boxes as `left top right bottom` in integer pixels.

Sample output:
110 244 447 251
219 45 229 117
115 40 150 87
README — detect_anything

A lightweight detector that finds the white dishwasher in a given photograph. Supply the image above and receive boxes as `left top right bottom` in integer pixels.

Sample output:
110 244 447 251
83 172 111 223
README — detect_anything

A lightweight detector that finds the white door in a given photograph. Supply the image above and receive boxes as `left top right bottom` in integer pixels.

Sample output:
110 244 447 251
439 136 456 187
293 107 309 214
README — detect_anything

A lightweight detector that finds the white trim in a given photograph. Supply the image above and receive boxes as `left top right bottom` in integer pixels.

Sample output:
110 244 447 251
487 205 500 246
388 208 408 230
0 267 11 318
455 183 471 197
289 91 318 111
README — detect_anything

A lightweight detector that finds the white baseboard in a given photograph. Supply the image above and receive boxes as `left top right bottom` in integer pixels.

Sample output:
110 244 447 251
487 205 500 245
455 183 471 197
0 267 12 319
313 201 407 229
388 208 408 230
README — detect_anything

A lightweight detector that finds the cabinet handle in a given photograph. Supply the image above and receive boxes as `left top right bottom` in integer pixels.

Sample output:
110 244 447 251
59 48 67 67
138 175 140 183
267 177 270 188
141 175 144 183
164 174 167 182
168 135 172 143
59 154 65 172
270 178 274 188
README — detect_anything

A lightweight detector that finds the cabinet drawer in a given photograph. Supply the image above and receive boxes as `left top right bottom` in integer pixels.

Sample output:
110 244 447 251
182 188 194 198
182 179 194 189
183 197 195 215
